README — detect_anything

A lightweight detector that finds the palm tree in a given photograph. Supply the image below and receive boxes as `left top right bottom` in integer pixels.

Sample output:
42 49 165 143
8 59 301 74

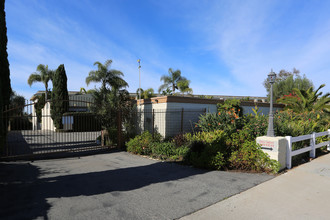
27 64 54 100
86 60 128 91
177 79 193 95
158 68 184 94
278 84 330 113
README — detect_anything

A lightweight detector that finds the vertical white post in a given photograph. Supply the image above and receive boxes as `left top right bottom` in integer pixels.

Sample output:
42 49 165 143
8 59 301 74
310 132 316 158
327 129 330 151
286 136 292 169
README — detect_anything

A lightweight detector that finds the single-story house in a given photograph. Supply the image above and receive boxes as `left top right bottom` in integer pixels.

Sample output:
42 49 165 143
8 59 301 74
136 96 284 138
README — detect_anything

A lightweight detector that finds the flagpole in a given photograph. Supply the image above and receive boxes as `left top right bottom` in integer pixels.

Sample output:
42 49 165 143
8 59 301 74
138 59 141 104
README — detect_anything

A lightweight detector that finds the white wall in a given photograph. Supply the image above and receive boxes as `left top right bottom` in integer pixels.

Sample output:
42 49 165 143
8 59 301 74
41 102 55 131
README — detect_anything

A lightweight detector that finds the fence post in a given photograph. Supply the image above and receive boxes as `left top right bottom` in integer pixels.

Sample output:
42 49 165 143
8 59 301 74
310 132 316 158
117 110 123 148
180 108 184 133
152 109 155 137
286 136 292 169
328 129 330 151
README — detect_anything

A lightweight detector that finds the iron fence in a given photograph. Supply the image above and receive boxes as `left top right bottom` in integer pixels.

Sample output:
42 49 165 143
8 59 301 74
1 97 107 159
134 108 206 138
0 94 208 160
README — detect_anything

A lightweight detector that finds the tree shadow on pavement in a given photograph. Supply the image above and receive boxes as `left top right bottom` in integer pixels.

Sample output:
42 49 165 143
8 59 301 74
0 160 207 219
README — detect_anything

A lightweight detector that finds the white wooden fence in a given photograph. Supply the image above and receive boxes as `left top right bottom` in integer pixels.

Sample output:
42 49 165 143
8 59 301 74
286 129 330 169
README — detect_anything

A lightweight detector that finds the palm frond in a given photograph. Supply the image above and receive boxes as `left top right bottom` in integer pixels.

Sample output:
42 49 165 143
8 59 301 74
27 74 42 86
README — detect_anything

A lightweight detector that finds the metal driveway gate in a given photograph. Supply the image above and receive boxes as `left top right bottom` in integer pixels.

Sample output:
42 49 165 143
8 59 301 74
1 99 109 160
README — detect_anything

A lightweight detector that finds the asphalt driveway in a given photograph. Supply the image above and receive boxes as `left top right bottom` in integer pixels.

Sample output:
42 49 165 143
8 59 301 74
0 151 274 220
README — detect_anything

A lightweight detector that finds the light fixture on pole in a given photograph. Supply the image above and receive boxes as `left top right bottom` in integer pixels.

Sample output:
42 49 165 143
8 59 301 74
137 59 141 103
267 69 276 137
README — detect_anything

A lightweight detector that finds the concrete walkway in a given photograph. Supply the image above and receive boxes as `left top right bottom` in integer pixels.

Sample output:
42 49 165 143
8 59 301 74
181 153 330 220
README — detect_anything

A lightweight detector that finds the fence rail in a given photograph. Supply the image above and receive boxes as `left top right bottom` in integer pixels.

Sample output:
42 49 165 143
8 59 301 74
286 129 330 169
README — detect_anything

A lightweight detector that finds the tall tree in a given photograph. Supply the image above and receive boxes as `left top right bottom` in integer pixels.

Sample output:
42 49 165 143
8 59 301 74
158 68 185 94
0 0 12 150
177 79 193 95
9 91 25 116
86 60 128 91
278 84 330 113
136 88 155 99
51 64 69 130
87 60 130 145
27 64 54 100
263 68 313 102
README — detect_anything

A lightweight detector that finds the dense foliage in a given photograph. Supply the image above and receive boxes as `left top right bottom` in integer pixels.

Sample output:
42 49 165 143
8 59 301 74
126 97 329 173
32 93 46 123
87 59 132 146
263 68 313 102
136 88 155 99
277 84 330 113
51 64 69 130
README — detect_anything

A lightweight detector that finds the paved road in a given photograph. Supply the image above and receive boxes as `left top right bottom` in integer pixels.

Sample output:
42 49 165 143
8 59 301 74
0 151 273 220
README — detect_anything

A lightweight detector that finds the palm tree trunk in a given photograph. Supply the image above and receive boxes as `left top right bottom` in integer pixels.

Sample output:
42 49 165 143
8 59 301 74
45 85 48 100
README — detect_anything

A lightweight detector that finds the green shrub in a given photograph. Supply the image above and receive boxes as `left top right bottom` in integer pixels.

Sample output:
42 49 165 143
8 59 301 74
185 130 226 144
185 143 227 170
184 130 229 170
217 99 243 117
126 131 158 155
244 114 268 138
171 133 189 148
275 110 329 138
150 142 176 158
150 142 189 160
225 127 254 151
211 152 226 170
229 141 280 173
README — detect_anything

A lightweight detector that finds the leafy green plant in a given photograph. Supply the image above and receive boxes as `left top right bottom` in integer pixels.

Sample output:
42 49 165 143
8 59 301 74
244 114 268 138
229 141 280 173
126 131 158 155
185 130 226 144
150 142 189 160
196 109 242 134
171 133 189 147
211 152 226 170
217 99 243 116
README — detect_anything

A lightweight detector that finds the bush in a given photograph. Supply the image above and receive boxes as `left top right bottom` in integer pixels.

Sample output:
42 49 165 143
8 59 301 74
196 104 243 134
126 131 159 155
171 133 189 148
184 130 229 170
275 110 329 138
211 152 226 170
150 142 189 160
185 130 226 144
184 143 227 170
244 114 268 138
229 141 280 173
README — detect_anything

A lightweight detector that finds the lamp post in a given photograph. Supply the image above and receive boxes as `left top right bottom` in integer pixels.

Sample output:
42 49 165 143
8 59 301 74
267 69 276 137
137 59 141 104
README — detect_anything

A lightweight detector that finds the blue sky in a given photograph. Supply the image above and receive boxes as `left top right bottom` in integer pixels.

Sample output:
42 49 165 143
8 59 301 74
5 0 330 99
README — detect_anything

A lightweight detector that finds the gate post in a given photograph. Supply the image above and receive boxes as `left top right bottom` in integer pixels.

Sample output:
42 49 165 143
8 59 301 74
310 132 316 158
117 110 123 148
328 129 330 151
286 136 292 169
152 109 155 137
180 108 184 133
